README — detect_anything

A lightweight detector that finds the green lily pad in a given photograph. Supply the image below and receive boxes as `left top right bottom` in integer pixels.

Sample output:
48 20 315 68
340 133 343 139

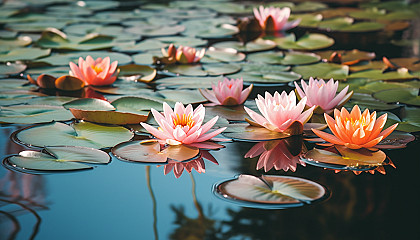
0 36 32 51
317 49 376 65
202 47 246 63
318 17 384 32
0 90 46 106
6 146 110 172
290 13 322 28
345 93 401 111
112 140 200 163
164 63 241 76
5 21 67 32
0 79 33 91
348 68 415 81
155 76 224 89
349 8 418 21
131 52 155 65
0 104 73 124
14 121 134 149
36 51 132 66
228 72 301 85
303 145 387 171
64 98 115 111
111 96 164 113
222 124 292 141
292 1 328 12
26 96 77 106
214 174 327 207
212 38 276 53
383 107 420 132
205 105 250 121
247 51 321 65
0 47 51 62
0 63 27 75
156 36 207 47
37 28 115 50
373 88 420 106
273 33 334 51
158 89 206 104
125 24 185 37
292 62 349 80
119 64 156 82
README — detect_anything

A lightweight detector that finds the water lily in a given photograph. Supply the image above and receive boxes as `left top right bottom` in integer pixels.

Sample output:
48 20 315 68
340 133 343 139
294 77 353 113
253 6 300 32
244 91 315 133
245 139 305 172
162 44 205 64
140 102 226 146
312 105 398 149
199 78 253 106
69 56 118 86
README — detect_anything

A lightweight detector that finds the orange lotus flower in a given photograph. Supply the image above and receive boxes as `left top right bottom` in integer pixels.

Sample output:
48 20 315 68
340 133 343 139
312 105 398 149
69 56 118 86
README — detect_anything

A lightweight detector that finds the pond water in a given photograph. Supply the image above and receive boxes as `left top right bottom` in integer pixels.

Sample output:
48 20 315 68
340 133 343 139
1 0 420 239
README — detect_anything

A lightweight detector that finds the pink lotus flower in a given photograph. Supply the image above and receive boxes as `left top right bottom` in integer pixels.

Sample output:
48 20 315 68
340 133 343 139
199 78 253 106
244 91 315 132
312 105 398 149
245 139 305 172
69 56 118 86
294 77 353 113
162 44 205 64
161 150 218 178
253 6 300 32
140 102 226 146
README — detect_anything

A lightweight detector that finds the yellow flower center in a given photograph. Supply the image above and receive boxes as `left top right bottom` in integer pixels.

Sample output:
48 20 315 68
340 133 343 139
173 113 194 128
91 65 103 74
345 117 368 127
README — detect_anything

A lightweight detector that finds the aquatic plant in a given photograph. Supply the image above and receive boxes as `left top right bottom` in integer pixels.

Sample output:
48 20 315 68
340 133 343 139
69 55 118 86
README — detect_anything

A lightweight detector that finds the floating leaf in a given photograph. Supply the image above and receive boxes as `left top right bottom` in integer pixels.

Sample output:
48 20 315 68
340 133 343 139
345 93 401 111
247 51 320 65
205 105 250 121
317 49 375 65
158 89 206 104
0 90 46 106
212 38 276 53
37 28 115 50
64 98 115 111
382 107 420 132
318 17 384 32
303 145 387 171
222 123 299 142
348 69 414 81
375 131 415 149
0 47 51 62
111 97 164 113
202 47 246 63
0 63 27 75
112 140 199 163
0 104 73 124
14 121 134 149
373 88 420 106
155 76 224 89
69 109 148 125
0 36 32 51
6 146 110 172
0 78 33 91
214 174 327 208
292 62 349 80
125 24 185 37
36 51 132 66
273 33 334 51
119 64 156 82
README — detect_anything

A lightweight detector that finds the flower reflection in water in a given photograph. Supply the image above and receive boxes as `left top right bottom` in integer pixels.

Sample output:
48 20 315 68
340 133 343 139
160 150 219 178
245 137 306 172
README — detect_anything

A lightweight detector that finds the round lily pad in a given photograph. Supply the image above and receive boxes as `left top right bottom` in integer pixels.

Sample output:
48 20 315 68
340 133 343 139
5 146 110 173
214 174 328 209
201 47 246 63
155 76 224 89
373 88 420 106
112 140 200 163
292 62 349 80
0 104 73 124
212 38 276 53
0 63 27 75
119 64 157 82
13 121 134 149
0 47 51 62
273 33 334 51
36 51 132 66
382 107 420 132
222 124 295 142
302 145 387 171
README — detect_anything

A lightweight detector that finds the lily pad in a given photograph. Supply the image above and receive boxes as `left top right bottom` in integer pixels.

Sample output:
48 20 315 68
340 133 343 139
222 124 297 142
273 33 334 51
348 68 415 81
317 49 375 65
112 140 200 163
36 51 132 66
125 24 185 37
0 63 27 75
164 63 241 76
383 107 420 132
318 17 384 32
158 89 206 104
13 121 134 149
212 38 276 53
247 51 321 65
292 62 349 80
155 76 224 89
0 47 51 62
344 93 401 111
119 64 156 82
0 104 73 124
214 174 327 208
303 145 387 171
201 47 246 63
64 98 115 111
373 88 420 106
0 78 33 91
0 36 32 51
0 90 46 106
37 28 115 50
6 146 110 172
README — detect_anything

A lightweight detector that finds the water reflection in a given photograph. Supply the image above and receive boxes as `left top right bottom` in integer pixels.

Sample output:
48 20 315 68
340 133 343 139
160 150 219 178
0 172 47 240
244 137 306 172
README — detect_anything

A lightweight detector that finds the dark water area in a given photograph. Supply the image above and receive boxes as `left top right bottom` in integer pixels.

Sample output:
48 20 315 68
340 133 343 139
1 0 420 240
